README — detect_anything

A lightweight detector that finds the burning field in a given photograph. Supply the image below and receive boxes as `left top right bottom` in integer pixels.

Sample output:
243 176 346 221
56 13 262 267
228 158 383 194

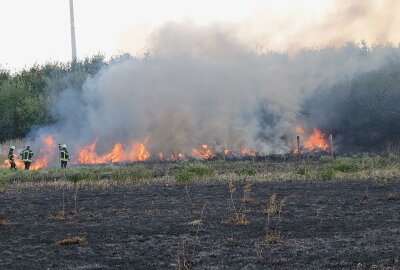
2 126 334 170
1 14 400 270
2 1 400 269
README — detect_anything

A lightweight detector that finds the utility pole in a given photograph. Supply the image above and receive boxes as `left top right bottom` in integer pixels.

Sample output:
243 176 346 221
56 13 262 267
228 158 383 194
69 0 77 64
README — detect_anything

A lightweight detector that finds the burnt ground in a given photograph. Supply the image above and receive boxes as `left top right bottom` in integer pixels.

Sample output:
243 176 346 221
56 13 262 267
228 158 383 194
1 180 400 269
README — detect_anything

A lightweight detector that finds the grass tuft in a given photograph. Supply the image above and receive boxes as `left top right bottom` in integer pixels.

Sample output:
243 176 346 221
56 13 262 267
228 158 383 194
387 192 398 200
234 164 256 176
58 236 86 245
231 215 249 226
48 212 65 221
266 234 281 244
0 220 10 226
173 163 214 184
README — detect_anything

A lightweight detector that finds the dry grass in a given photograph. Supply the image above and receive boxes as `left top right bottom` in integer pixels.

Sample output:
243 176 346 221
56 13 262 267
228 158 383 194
2 155 400 192
387 192 398 200
231 214 249 226
187 219 203 226
225 234 235 242
110 208 129 214
265 193 286 244
48 212 65 221
58 236 86 245
264 193 286 215
363 188 369 201
174 240 193 270
0 219 10 226
228 182 249 226
241 182 253 203
88 213 103 221
265 234 281 244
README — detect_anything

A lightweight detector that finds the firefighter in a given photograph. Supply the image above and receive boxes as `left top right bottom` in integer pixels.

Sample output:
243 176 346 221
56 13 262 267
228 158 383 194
20 146 34 170
8 146 17 171
59 144 69 169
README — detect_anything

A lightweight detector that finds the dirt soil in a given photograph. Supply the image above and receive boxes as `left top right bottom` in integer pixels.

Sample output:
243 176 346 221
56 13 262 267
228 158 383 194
1 179 400 269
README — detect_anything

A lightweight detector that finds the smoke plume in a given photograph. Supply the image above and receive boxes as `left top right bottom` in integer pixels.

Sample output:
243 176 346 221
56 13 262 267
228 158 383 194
29 21 400 164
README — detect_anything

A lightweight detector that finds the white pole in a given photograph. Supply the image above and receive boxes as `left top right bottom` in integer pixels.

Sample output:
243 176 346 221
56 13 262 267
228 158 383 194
69 0 77 63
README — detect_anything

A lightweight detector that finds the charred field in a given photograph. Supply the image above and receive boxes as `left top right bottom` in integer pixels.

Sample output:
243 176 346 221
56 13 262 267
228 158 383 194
1 155 400 269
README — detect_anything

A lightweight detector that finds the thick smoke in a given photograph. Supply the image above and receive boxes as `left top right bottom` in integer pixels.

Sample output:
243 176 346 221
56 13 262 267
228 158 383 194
301 60 400 148
30 22 400 163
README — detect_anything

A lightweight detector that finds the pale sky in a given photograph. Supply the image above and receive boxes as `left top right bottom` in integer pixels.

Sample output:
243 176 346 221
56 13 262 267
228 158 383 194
0 0 398 71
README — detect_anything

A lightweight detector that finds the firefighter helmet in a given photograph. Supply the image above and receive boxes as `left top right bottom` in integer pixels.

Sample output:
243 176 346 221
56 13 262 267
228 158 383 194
62 144 67 148
10 146 15 150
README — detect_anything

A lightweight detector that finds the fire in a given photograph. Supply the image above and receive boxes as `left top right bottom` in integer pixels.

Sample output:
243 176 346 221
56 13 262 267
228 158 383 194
304 128 329 150
32 136 57 170
241 148 257 156
75 138 151 164
294 126 329 153
2 136 56 170
2 135 263 169
192 144 214 159
168 152 185 160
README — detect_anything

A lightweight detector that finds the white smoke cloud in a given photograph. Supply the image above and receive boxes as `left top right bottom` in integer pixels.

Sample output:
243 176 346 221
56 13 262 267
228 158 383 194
27 20 400 165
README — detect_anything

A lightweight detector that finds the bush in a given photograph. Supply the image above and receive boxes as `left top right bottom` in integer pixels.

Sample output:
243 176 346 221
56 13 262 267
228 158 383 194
111 166 153 181
297 165 310 176
187 163 214 177
319 165 335 180
332 157 359 173
234 165 256 176
67 171 93 183
174 171 197 184
173 162 214 183
319 155 332 164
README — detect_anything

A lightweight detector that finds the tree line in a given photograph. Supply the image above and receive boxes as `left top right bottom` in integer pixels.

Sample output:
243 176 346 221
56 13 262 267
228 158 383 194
0 55 108 142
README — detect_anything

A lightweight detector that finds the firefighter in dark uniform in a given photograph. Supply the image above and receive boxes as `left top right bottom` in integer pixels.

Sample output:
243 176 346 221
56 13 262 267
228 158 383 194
59 144 69 169
20 146 34 170
8 146 17 171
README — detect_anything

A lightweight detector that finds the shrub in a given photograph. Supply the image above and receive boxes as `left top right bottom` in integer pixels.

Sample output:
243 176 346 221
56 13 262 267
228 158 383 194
319 165 335 180
297 165 310 176
319 155 332 164
187 163 214 177
332 157 359 173
234 165 256 176
174 171 196 184
173 163 214 183
67 171 93 183
111 166 153 181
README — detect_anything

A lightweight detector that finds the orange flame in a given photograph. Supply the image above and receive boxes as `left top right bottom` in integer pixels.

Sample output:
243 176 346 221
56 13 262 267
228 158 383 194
304 128 329 151
3 136 56 170
75 138 151 164
31 136 57 170
294 127 329 153
192 144 214 159
241 148 257 156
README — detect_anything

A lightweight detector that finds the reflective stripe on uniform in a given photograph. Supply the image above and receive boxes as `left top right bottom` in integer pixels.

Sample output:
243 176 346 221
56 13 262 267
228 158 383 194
60 150 68 161
21 150 32 162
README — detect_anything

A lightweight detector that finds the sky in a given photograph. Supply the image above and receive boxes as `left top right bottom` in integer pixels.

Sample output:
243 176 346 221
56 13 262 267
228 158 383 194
0 0 399 71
